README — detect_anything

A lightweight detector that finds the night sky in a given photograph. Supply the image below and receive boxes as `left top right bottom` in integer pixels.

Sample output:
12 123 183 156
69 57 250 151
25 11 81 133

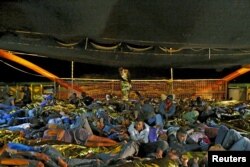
0 55 249 84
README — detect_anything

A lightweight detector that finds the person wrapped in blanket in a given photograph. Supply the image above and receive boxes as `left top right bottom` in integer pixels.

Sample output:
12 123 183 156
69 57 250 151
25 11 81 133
42 113 117 147
168 127 203 153
0 141 102 167
205 125 250 151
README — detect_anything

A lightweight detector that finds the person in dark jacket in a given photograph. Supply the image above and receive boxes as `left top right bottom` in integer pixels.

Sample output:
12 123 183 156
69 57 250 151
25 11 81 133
21 85 32 106
168 127 201 153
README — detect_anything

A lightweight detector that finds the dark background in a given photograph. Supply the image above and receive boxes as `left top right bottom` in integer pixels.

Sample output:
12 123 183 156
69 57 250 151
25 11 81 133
0 55 247 83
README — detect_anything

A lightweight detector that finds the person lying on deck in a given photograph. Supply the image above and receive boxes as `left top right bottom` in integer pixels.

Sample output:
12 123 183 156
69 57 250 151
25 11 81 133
42 113 117 147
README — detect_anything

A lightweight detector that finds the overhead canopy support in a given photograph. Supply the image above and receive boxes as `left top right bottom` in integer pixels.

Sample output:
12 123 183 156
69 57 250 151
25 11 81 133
0 49 82 92
222 67 250 82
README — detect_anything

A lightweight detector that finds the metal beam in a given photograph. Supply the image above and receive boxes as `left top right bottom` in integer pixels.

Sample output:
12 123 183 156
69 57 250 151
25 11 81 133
0 49 82 92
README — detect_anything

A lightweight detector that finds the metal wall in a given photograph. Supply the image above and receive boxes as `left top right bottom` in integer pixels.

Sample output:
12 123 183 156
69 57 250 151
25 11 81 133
58 79 227 100
0 82 54 102
1 79 226 101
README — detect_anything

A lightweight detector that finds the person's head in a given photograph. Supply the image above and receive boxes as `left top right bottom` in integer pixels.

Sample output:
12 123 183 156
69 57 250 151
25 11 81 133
70 93 77 100
119 67 124 73
158 131 168 141
166 95 173 104
23 84 29 90
81 92 86 97
208 144 225 151
167 149 180 160
196 96 202 104
120 67 129 76
121 118 131 127
180 155 189 165
134 120 145 132
143 98 151 104
105 94 112 101
161 94 167 101
177 128 188 143
96 119 104 129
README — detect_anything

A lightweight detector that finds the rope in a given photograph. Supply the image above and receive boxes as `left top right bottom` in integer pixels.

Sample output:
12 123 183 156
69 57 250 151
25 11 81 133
159 46 184 53
90 41 121 50
0 60 45 77
126 44 153 52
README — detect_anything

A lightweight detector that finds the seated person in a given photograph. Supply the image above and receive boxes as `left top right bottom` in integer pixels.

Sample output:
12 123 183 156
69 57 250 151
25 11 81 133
194 96 206 107
79 92 94 106
141 99 164 128
68 93 79 106
159 95 176 120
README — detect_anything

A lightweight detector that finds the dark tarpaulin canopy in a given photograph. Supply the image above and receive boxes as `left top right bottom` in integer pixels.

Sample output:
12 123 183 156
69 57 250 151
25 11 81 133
1 0 250 68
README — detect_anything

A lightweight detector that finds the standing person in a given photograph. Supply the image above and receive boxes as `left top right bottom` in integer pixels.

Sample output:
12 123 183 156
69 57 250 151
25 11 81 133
119 67 132 101
21 84 32 106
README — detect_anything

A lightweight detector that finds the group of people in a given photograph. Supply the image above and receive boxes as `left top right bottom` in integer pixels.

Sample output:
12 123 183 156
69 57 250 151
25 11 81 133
0 69 250 166
0 84 32 125
68 92 94 107
0 84 31 109
0 89 249 167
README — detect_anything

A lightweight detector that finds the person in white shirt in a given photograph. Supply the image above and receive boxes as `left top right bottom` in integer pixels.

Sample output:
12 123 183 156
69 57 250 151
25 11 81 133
128 120 150 143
